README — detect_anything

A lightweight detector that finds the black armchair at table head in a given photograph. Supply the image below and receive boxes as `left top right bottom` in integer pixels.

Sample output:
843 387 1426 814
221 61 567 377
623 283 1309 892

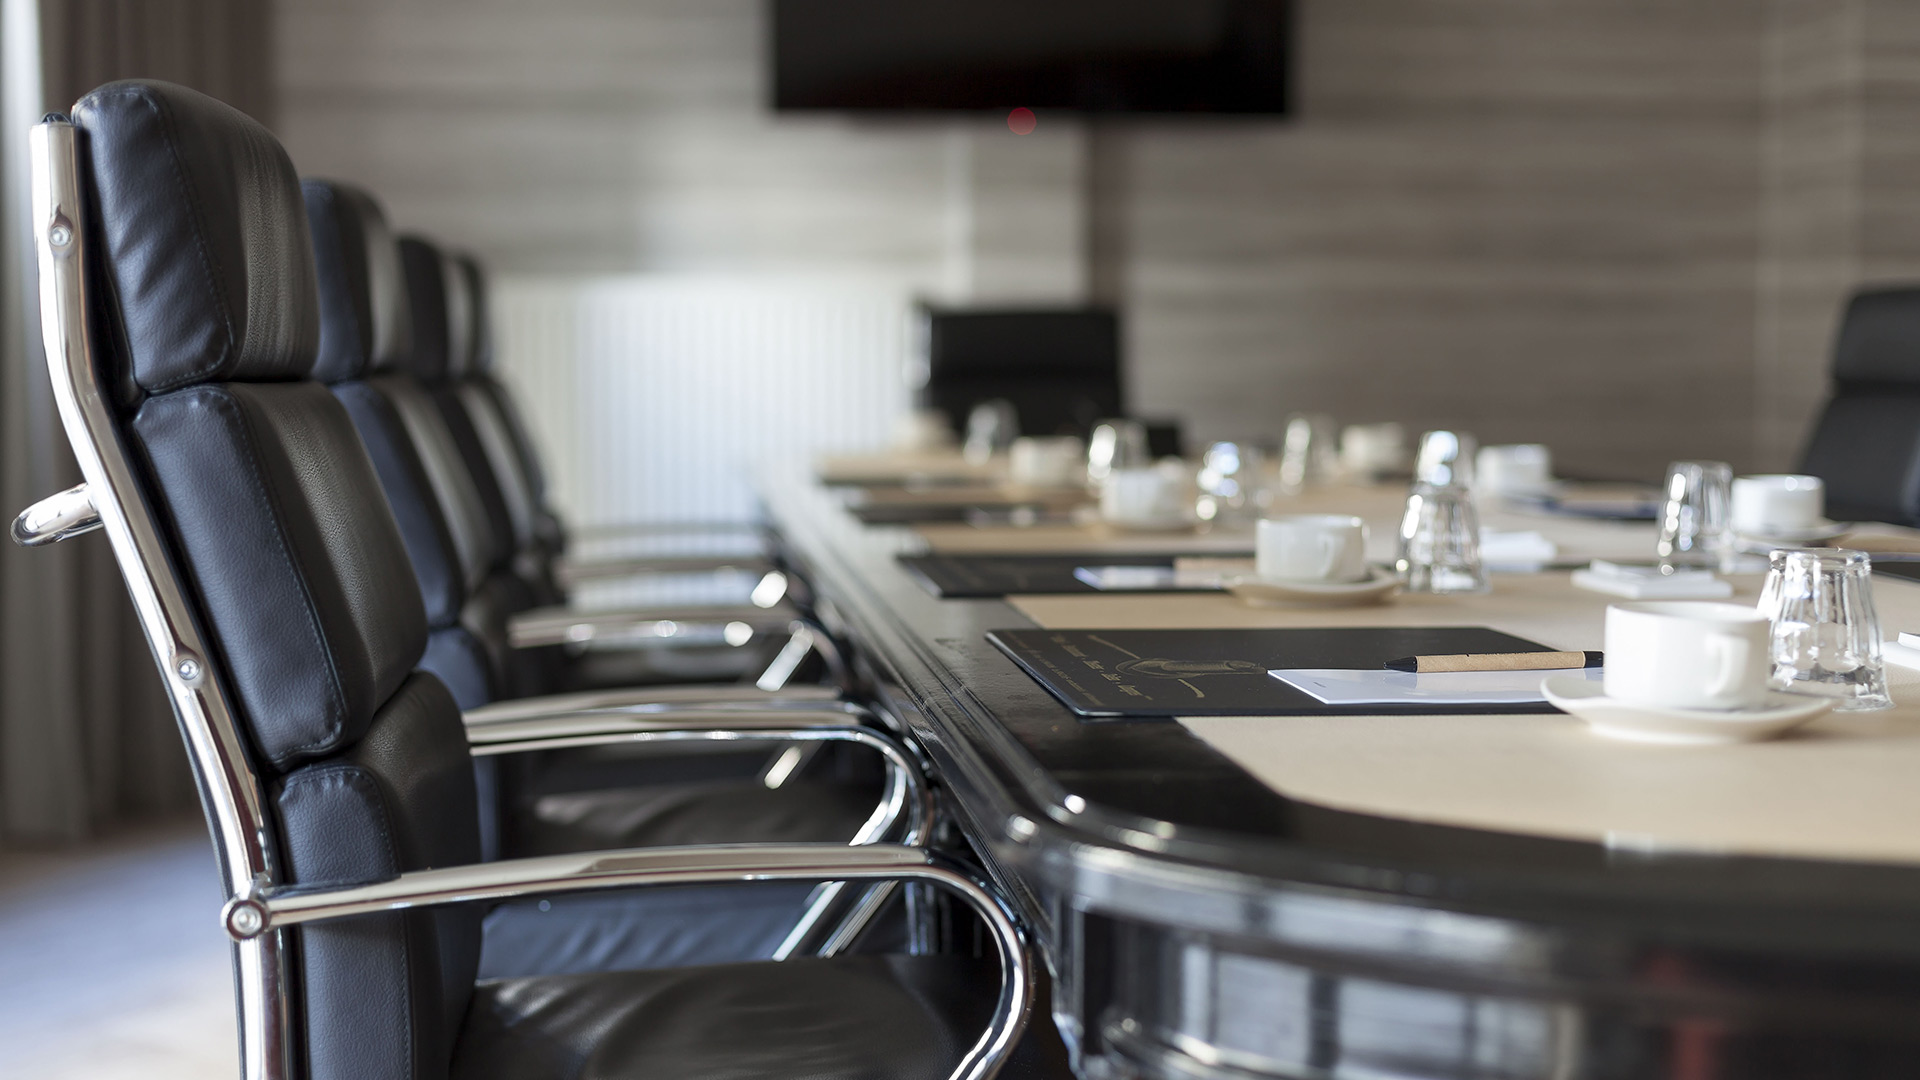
915 305 1124 440
15 80 1028 1080
1800 287 1920 525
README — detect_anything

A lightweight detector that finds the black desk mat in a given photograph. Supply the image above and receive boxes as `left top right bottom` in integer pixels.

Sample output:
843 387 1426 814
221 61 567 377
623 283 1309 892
852 503 978 524
988 626 1560 719
901 552 1251 598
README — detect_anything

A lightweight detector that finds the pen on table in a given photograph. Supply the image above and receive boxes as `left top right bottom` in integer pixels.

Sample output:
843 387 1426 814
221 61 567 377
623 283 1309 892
1384 651 1603 673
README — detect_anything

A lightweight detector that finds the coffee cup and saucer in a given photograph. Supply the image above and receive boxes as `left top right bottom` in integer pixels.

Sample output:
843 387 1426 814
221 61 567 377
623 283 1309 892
1224 515 1398 607
1099 462 1199 532
1542 601 1836 743
1730 474 1845 551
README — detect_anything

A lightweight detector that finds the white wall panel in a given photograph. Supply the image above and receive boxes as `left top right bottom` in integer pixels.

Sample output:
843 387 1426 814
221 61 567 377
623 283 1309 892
491 277 912 525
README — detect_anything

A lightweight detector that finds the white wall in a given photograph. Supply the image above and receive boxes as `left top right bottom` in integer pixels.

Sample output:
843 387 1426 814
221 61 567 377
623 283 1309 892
274 0 1920 515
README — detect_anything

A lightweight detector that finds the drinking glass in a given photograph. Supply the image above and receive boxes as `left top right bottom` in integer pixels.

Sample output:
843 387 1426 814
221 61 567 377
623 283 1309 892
960 395 1021 463
1277 414 1337 493
1087 418 1150 486
1196 441 1273 523
1413 430 1477 488
962 399 1020 464
1757 548 1891 710
1656 460 1733 572
1397 481 1489 594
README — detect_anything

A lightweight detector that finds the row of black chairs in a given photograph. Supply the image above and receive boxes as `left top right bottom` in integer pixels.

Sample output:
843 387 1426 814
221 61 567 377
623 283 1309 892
14 80 1043 1080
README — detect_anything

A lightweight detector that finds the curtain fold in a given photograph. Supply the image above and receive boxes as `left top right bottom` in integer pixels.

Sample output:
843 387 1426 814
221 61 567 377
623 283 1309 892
0 0 274 844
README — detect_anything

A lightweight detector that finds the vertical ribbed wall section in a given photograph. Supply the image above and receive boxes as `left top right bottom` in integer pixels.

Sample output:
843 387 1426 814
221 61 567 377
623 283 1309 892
492 277 912 525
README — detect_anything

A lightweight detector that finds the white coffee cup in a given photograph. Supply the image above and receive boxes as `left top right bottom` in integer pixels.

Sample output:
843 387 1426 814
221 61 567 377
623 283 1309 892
1731 474 1825 535
1100 462 1195 528
1475 444 1553 496
1339 423 1407 479
1603 601 1771 710
1256 514 1370 583
892 408 955 452
1008 436 1086 488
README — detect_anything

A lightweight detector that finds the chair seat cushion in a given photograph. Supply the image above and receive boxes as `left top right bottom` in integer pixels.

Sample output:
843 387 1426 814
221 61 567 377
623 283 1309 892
454 954 998 1080
511 778 883 857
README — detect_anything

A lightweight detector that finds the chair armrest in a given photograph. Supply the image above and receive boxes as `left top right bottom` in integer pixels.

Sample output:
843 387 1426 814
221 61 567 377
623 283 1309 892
462 713 931 851
555 554 775 586
568 519 774 543
222 844 1033 1080
508 604 799 649
463 708 881 749
232 843 950 934
462 683 850 727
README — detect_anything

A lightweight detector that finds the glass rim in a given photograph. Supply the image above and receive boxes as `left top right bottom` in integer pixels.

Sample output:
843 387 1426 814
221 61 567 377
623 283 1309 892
1766 546 1870 567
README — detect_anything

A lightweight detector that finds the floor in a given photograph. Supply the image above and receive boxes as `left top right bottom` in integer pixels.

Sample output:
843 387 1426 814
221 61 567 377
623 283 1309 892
0 819 237 1079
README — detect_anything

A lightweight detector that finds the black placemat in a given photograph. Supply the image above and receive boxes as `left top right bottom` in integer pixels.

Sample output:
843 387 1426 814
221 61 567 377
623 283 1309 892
901 553 1251 598
852 503 980 524
988 627 1561 718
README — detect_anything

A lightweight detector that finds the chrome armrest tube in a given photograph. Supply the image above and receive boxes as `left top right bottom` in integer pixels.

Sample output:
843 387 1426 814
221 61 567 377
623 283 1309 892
466 719 930 848
555 553 776 585
226 844 1034 1080
507 605 801 649
463 708 879 745
464 696 869 730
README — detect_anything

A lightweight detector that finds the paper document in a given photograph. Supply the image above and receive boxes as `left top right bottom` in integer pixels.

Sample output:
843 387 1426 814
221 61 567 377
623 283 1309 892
1073 565 1228 591
1269 667 1603 706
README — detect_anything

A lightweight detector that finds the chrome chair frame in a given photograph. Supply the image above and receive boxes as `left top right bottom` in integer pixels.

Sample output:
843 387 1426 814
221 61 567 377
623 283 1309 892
17 118 1030 1080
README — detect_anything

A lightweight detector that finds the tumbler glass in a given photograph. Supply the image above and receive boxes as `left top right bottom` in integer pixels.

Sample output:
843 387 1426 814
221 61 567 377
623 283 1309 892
1277 414 1337 493
1397 481 1489 594
1196 441 1273 523
1413 430 1478 488
1087 418 1150 486
962 398 1019 465
1757 548 1891 710
1656 460 1733 572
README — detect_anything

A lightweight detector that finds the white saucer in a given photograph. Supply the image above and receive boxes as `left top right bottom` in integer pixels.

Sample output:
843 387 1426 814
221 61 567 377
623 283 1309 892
1100 517 1198 534
1541 676 1836 744
1223 567 1399 607
1732 520 1847 552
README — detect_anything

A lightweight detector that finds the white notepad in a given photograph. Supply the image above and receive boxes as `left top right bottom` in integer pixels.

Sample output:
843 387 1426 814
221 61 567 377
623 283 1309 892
1269 667 1603 706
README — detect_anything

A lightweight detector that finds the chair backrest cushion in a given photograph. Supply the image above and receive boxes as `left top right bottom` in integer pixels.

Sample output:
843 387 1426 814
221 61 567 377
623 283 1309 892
304 179 412 384
1800 395 1920 525
277 671 481 1080
919 306 1123 438
1831 288 1920 387
76 82 318 399
130 381 429 768
1799 286 1920 524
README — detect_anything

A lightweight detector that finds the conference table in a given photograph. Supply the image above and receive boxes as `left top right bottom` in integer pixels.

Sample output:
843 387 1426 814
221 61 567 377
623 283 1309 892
766 458 1920 1079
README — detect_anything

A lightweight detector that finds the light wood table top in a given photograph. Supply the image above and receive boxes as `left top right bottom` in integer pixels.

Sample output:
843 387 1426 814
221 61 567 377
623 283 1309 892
1013 562 1920 865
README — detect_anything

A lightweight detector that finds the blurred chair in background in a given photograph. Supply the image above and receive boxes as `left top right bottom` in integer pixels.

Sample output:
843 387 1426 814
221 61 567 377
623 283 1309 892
916 306 1123 440
1800 287 1920 525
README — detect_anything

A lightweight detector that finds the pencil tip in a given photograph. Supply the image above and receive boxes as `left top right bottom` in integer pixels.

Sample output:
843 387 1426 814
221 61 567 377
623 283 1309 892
1383 657 1417 672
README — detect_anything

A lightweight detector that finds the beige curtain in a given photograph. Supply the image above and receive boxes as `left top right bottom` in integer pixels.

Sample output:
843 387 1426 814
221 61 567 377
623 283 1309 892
0 0 273 843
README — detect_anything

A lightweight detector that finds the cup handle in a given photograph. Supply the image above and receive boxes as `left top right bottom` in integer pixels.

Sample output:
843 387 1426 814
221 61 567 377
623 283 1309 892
1317 536 1340 579
1705 633 1753 702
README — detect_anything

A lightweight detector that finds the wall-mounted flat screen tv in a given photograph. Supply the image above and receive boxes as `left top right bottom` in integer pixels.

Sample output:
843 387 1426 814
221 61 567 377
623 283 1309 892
771 0 1292 114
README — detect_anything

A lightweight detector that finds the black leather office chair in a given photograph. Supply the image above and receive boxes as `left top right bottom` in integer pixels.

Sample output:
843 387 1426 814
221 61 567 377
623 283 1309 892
449 252 779 583
303 179 915 970
918 306 1123 439
1800 287 1920 525
397 238 801 678
15 80 1029 1080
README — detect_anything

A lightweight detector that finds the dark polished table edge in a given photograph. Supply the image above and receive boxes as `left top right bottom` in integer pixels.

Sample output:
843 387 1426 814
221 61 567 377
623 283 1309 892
763 471 1920 1075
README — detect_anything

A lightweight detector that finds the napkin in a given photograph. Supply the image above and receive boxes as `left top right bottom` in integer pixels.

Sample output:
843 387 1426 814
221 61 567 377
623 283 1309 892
1480 528 1558 569
1570 560 1733 599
